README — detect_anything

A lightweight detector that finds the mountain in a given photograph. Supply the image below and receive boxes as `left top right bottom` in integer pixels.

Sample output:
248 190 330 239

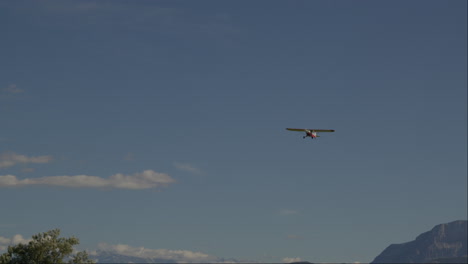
430 256 468 263
372 220 467 263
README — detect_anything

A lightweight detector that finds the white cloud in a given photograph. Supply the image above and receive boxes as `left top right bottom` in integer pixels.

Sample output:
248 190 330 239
0 152 53 169
173 162 202 174
11 234 30 244
0 170 176 190
0 234 31 251
282 257 302 263
97 243 219 263
2 84 23 94
279 209 298 215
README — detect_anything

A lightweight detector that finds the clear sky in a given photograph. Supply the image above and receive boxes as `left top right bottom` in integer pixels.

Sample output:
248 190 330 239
0 0 466 263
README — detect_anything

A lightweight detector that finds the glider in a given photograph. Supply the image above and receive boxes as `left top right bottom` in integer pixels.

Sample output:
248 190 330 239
286 128 335 139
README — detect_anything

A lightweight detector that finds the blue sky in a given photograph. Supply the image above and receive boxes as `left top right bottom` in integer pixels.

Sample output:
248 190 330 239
0 0 466 262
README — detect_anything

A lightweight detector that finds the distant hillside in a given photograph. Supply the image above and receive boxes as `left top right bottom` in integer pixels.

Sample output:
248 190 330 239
372 220 467 263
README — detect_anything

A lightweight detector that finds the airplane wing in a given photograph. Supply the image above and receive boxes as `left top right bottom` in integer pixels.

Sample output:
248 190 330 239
286 128 307 132
286 128 335 132
309 129 335 132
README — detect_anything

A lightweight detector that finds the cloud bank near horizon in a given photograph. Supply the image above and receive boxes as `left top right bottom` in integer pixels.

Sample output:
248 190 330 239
0 152 53 169
0 234 31 251
0 170 175 190
0 236 230 263
283 257 302 263
95 243 223 263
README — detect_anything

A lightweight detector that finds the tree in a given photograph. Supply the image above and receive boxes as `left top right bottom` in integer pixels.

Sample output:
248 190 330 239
0 229 94 264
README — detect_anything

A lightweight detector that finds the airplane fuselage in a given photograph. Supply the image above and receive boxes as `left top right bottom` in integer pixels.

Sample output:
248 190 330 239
304 130 318 139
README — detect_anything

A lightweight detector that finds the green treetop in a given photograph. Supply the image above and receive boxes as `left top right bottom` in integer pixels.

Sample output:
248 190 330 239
0 229 94 264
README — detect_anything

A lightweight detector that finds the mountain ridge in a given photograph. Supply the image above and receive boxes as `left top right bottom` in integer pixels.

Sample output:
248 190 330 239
371 220 467 263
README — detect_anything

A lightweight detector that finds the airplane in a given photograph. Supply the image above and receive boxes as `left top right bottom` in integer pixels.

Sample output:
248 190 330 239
286 128 335 139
